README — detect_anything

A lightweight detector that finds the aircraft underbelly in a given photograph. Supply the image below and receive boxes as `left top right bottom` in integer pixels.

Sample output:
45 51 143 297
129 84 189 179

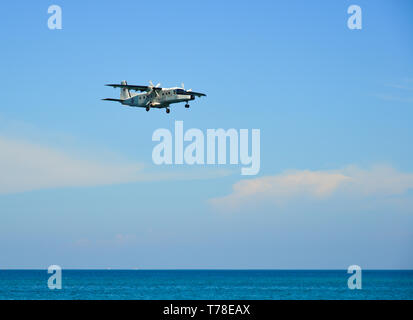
128 95 191 108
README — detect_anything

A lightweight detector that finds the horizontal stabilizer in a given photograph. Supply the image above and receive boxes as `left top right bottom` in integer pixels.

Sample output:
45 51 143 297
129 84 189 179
102 98 124 103
187 91 206 97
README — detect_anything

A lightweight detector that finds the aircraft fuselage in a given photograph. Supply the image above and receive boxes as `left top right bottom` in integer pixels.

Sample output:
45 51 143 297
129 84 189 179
124 88 195 109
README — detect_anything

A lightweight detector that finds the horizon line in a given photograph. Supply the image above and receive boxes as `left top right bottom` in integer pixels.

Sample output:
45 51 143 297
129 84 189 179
2 268 413 271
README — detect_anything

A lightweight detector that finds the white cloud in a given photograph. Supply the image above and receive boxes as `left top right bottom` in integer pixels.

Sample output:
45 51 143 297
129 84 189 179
0 136 232 194
210 165 413 210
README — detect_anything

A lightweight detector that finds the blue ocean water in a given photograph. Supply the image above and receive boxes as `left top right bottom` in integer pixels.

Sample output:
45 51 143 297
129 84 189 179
0 270 412 300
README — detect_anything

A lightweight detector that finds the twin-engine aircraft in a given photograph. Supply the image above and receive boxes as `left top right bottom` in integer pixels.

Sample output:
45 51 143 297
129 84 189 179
103 81 206 113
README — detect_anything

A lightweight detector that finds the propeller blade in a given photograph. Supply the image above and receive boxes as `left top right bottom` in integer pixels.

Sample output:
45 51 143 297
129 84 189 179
181 82 185 90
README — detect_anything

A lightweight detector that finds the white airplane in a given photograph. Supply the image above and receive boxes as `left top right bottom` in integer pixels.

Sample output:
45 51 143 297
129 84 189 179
103 80 206 113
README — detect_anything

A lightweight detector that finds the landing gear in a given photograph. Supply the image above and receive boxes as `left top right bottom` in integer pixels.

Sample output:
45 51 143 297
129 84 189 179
146 106 150 112
185 104 190 108
166 108 170 114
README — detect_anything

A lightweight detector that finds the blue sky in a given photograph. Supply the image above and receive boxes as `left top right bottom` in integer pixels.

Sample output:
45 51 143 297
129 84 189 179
0 0 412 269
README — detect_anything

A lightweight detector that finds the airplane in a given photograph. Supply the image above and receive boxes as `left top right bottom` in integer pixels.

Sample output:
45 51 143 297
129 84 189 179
103 80 206 113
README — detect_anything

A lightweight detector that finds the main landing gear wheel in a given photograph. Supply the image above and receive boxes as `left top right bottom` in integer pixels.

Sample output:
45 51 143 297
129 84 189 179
185 104 190 108
146 107 150 112
166 108 170 114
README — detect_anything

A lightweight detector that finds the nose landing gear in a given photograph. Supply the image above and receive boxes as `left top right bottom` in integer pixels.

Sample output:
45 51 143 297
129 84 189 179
166 108 170 114
146 106 150 112
185 104 190 108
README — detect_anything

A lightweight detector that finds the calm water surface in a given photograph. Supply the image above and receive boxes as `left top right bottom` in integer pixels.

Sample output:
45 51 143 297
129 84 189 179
0 270 412 300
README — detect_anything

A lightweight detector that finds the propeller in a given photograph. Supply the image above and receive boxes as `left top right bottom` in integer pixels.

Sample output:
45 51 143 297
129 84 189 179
149 80 161 88
148 80 161 96
181 82 192 92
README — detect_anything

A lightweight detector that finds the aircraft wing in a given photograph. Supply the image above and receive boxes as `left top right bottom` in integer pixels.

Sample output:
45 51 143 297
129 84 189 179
105 84 150 92
187 91 206 97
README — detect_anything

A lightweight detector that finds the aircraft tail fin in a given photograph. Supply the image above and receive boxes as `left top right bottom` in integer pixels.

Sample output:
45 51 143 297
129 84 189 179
120 80 131 99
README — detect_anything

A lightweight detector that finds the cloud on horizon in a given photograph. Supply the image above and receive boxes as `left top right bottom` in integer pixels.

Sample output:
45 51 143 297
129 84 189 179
210 165 413 211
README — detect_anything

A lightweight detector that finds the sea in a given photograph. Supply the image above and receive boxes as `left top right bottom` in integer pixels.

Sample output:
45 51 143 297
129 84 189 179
0 270 412 300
